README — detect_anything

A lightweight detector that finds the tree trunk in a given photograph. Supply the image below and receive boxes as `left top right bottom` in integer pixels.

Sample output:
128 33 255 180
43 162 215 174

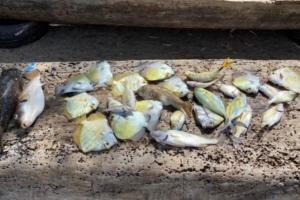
1 0 300 29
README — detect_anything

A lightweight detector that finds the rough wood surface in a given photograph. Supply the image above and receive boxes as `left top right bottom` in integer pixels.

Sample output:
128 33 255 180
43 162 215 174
0 60 299 200
1 0 300 29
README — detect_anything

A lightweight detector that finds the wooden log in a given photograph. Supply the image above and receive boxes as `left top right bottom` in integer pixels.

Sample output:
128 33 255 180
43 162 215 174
1 0 300 29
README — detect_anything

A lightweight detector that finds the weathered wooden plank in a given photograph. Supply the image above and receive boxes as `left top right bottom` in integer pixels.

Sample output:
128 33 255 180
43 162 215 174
0 60 299 199
1 0 300 29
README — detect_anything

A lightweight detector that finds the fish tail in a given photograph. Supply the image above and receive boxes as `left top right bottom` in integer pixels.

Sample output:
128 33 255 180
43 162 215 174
219 58 233 71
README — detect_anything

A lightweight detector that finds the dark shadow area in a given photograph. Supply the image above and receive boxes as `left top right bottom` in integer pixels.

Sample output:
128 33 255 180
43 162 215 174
1 25 300 62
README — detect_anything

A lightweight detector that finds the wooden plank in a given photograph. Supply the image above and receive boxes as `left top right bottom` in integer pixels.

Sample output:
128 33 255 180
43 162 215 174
0 60 299 199
1 0 300 29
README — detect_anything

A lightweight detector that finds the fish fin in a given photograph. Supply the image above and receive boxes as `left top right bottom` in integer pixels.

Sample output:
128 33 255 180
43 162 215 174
217 133 227 144
234 121 249 129
181 102 193 117
220 58 233 71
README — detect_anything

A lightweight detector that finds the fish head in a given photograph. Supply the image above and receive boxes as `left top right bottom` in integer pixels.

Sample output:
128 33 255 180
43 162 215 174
150 130 168 143
16 102 33 128
268 71 283 86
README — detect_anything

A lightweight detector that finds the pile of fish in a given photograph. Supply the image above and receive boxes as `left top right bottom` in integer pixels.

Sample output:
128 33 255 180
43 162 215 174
0 60 299 154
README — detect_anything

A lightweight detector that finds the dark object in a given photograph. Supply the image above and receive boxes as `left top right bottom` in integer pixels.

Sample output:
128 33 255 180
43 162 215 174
0 69 22 152
0 20 48 48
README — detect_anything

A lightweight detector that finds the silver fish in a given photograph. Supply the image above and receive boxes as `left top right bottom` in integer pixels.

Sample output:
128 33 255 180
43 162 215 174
262 103 284 128
269 67 300 93
158 76 189 97
186 79 219 88
150 130 219 147
232 72 261 94
193 104 224 129
170 110 186 130
259 84 279 98
86 60 113 87
217 83 241 98
268 91 297 105
55 74 95 96
232 104 252 138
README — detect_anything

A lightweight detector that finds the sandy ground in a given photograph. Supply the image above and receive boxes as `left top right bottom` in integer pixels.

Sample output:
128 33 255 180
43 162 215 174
0 26 299 200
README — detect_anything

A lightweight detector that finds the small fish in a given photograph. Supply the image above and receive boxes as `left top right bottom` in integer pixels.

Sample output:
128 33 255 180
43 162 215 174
135 100 163 131
268 91 297 105
111 111 147 141
170 110 185 130
55 74 95 96
262 103 284 128
186 79 219 88
269 67 300 93
232 104 252 138
64 93 99 120
232 72 260 94
137 85 192 117
259 84 279 98
16 75 45 128
185 58 232 82
217 83 241 98
194 87 226 118
121 86 136 109
150 130 219 147
86 60 113 87
193 104 224 129
138 62 174 81
226 94 248 125
74 113 117 153
112 72 147 97
105 97 133 115
0 69 22 151
158 76 189 97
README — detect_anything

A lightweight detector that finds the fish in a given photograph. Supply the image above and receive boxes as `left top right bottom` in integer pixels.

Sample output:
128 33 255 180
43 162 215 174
55 74 95 96
226 94 248 126
121 86 136 109
262 103 284 128
216 83 241 98
268 91 297 105
259 84 279 98
24 62 40 80
111 111 147 141
135 100 163 131
105 97 133 115
150 130 219 147
138 62 174 81
86 60 113 87
170 110 186 130
269 67 300 93
64 93 99 120
137 85 192 117
0 69 22 151
185 58 232 82
186 79 219 88
111 72 147 97
74 113 117 153
232 104 252 138
158 76 189 97
193 104 224 129
194 87 226 118
16 74 45 128
232 72 261 94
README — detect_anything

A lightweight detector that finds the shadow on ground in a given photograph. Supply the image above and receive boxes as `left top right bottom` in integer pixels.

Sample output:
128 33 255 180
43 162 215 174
1 26 300 62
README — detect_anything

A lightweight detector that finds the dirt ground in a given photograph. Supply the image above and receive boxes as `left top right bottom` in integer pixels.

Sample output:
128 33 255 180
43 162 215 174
0 26 299 200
